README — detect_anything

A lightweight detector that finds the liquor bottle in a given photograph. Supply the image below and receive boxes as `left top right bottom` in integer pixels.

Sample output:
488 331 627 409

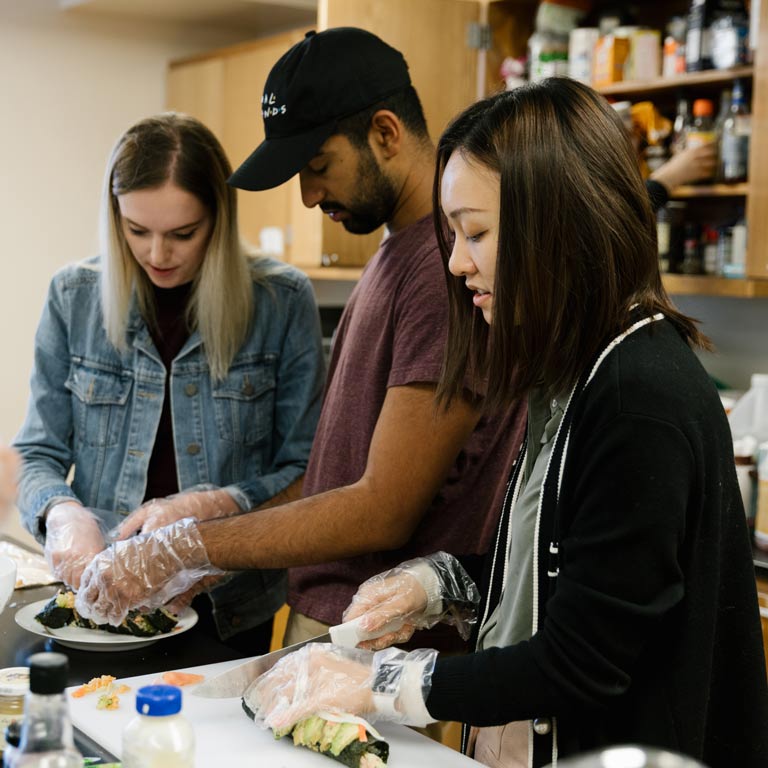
670 97 690 155
6 654 81 768
715 88 732 134
686 0 712 71
686 0 748 71
720 79 751 182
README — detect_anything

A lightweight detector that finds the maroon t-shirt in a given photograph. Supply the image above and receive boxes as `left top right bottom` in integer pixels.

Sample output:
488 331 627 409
289 215 527 646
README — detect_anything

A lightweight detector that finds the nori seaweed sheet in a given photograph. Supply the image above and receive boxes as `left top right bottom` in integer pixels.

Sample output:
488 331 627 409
34 590 179 637
241 701 389 766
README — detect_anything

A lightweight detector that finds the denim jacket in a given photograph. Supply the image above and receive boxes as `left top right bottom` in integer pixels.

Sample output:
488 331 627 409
14 255 325 638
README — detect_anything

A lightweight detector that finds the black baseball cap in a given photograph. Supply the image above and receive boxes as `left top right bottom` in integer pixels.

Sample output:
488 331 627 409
228 27 411 191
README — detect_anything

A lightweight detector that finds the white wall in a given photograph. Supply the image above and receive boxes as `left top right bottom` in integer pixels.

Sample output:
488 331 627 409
0 5 265 443
673 295 768 391
0 5 277 544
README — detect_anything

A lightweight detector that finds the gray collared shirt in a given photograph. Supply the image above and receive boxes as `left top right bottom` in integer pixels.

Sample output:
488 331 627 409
478 389 565 650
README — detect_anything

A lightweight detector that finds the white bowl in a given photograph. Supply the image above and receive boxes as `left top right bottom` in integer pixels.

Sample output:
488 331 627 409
0 555 16 613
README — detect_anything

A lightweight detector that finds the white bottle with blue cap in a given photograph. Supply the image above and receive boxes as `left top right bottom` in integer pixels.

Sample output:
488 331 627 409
122 685 194 767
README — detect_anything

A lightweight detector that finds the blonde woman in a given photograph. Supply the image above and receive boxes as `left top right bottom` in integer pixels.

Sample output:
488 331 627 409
14 113 324 652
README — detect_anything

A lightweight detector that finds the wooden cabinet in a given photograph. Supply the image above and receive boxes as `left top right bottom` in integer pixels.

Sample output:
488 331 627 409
757 575 768 678
167 0 482 270
168 0 768 290
485 0 768 296
168 31 320 268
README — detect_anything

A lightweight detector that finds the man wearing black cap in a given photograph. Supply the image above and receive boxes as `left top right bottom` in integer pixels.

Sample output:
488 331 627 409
76 26 526 673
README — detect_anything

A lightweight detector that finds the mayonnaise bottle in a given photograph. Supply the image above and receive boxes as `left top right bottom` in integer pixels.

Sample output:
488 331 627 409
122 685 194 768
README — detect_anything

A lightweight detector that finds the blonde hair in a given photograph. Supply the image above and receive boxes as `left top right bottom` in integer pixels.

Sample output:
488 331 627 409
99 112 268 379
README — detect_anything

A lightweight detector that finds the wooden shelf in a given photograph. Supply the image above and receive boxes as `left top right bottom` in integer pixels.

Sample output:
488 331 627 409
302 267 364 281
597 65 754 97
672 183 750 198
663 274 768 297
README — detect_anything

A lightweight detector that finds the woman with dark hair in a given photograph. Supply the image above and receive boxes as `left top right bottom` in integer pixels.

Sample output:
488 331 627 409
14 112 325 653
243 80 768 766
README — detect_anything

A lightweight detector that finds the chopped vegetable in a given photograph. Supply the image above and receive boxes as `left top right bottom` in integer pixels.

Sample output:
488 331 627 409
71 675 116 698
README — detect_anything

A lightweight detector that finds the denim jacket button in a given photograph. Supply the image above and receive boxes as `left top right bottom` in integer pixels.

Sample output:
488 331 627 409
185 383 198 397
187 443 201 455
242 382 255 396
533 718 551 735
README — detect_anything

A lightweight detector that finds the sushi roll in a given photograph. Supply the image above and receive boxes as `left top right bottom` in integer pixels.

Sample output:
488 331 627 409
242 701 388 767
34 589 75 629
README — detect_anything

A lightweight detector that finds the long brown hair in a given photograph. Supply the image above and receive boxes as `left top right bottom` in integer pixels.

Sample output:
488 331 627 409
100 112 270 380
434 78 710 410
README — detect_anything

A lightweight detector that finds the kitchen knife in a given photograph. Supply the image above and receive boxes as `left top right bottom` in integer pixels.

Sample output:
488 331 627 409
192 616 406 698
193 632 332 698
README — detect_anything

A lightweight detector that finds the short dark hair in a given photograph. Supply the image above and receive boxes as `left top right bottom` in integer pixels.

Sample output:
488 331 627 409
336 85 430 148
434 78 710 410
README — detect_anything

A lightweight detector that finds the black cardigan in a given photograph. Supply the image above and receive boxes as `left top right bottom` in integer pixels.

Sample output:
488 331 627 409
428 318 768 767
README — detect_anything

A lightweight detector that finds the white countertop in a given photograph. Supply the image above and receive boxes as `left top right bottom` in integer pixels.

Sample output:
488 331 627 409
68 658 479 767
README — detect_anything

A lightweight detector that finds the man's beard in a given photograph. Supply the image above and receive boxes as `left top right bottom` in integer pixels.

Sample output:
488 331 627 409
323 146 399 235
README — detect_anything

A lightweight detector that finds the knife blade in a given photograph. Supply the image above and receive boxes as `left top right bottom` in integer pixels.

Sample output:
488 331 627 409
192 614 407 699
193 632 331 698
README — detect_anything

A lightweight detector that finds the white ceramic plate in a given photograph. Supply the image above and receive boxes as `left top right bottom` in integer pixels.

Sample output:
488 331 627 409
15 599 197 652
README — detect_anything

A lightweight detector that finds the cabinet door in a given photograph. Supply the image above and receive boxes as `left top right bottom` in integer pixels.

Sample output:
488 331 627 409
220 32 318 265
317 0 481 267
167 31 318 266
747 0 768 278
167 57 225 139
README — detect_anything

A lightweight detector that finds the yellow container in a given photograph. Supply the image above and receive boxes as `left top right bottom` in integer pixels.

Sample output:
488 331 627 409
0 667 29 757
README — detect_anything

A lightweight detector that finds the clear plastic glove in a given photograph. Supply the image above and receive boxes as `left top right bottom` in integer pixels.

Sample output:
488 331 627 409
343 551 480 651
75 517 224 626
243 643 438 733
0 445 20 518
113 486 241 540
44 503 109 591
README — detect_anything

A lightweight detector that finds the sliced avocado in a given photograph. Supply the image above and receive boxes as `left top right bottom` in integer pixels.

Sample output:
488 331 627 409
329 722 361 757
291 719 307 746
301 716 326 747
319 720 341 752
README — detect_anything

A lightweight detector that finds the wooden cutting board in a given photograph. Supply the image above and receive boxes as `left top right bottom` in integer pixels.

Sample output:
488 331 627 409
68 659 478 767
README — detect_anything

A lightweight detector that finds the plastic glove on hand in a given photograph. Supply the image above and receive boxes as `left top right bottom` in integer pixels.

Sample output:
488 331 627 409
343 552 480 651
114 487 241 540
75 517 222 626
244 644 438 732
44 503 108 591
342 570 428 651
163 573 228 615
244 643 376 733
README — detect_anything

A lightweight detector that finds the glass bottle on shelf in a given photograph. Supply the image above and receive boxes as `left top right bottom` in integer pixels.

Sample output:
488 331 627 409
681 223 703 274
686 0 712 71
6 653 81 768
715 88 732 134
671 97 690 156
720 78 751 183
685 99 717 181
701 225 720 275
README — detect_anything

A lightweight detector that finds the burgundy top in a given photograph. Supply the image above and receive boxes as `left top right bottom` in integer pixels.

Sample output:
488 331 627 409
143 282 193 501
288 216 527 647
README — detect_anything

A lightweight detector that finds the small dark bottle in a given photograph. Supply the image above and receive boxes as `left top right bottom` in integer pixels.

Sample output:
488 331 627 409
680 223 703 274
7 654 81 768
